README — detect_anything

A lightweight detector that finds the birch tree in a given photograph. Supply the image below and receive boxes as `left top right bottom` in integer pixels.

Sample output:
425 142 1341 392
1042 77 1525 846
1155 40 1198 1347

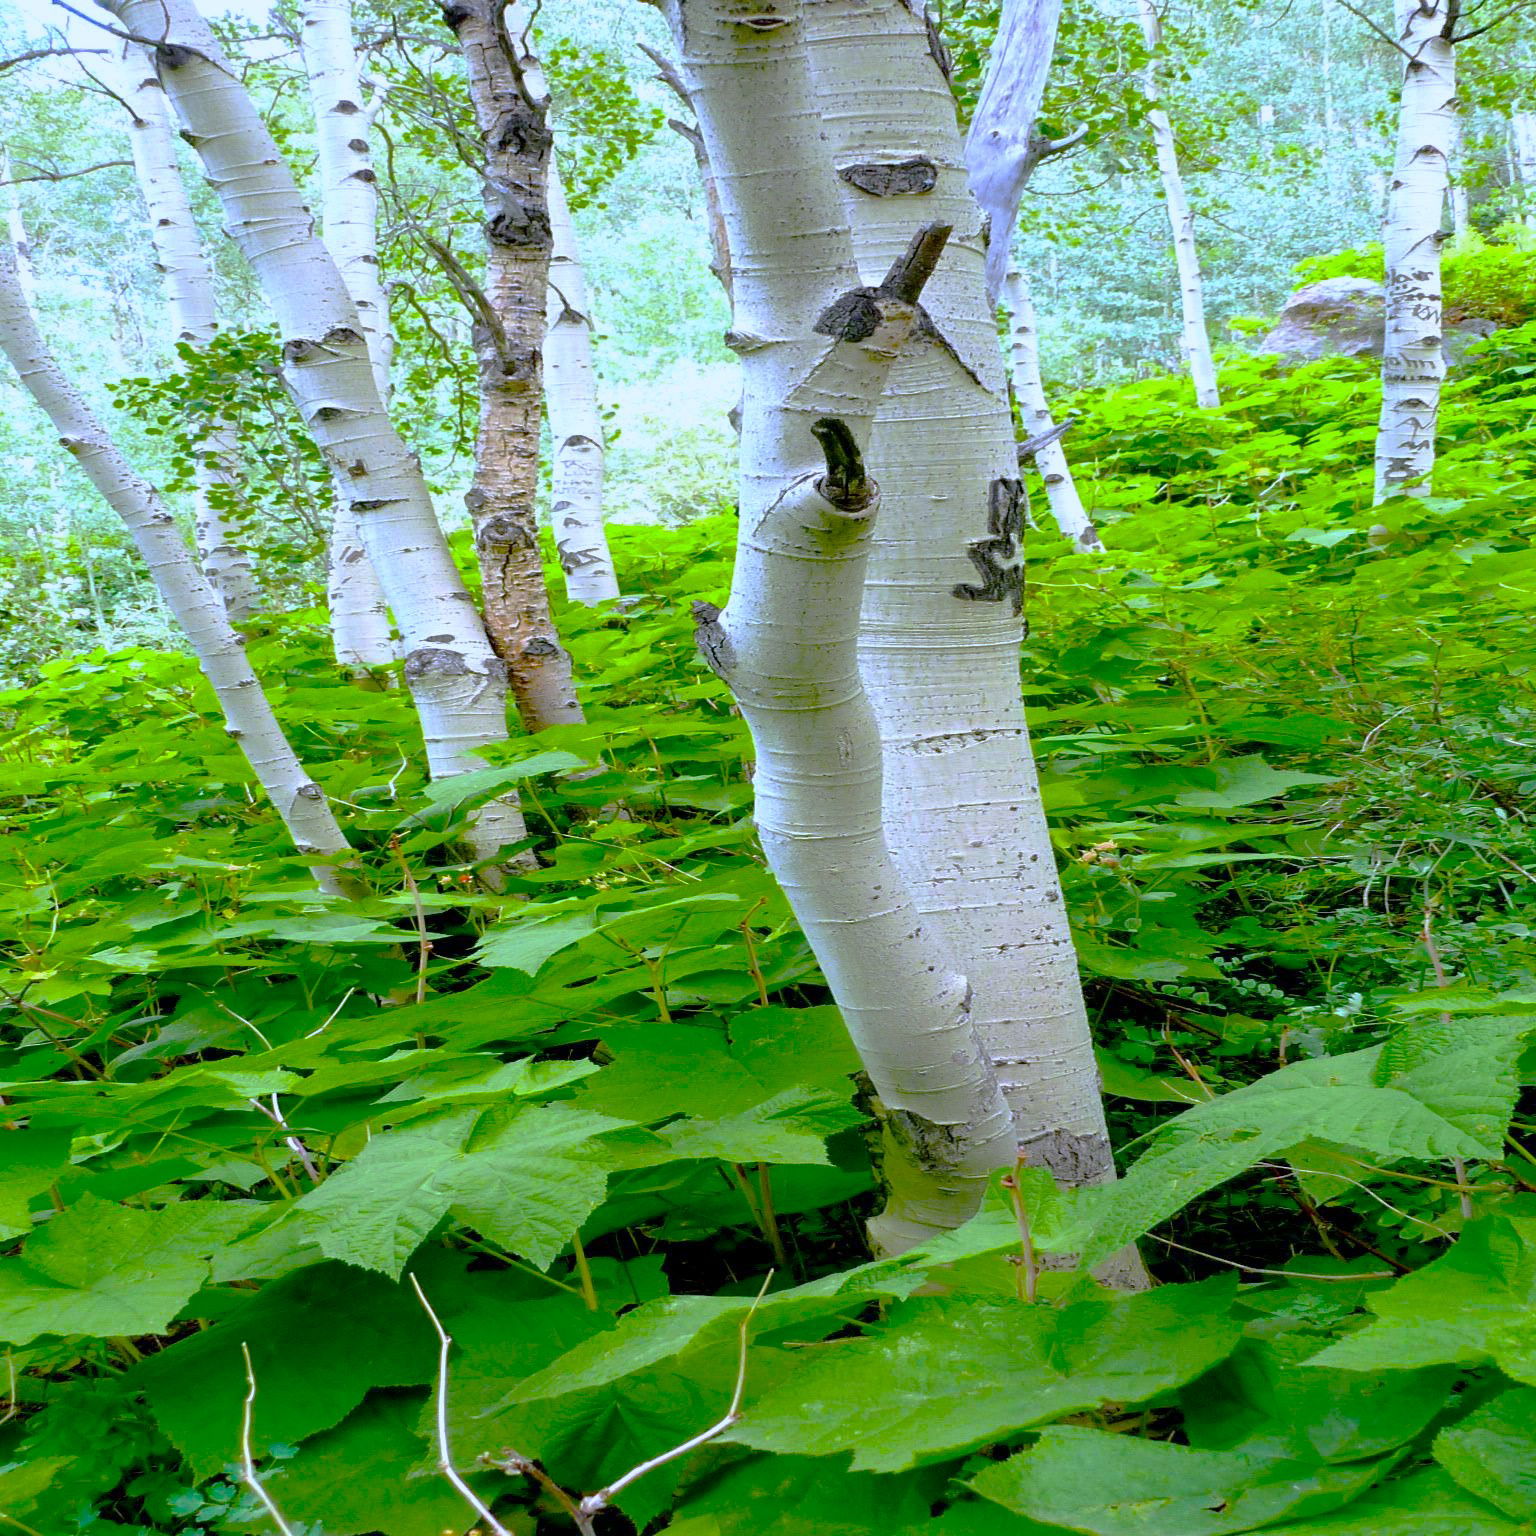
116 48 258 622
664 0 1014 1250
0 240 358 896
438 0 583 731
297 0 396 672
1516 106 1536 220
801 0 1132 1234
1374 0 1456 503
1130 0 1221 409
106 0 527 869
546 156 620 605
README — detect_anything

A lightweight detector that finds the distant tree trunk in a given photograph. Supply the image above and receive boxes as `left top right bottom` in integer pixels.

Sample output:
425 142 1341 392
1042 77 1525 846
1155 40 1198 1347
1512 108 1536 223
0 240 358 897
803 0 1137 1259
963 0 1063 302
1002 268 1100 549
117 48 258 623
546 159 619 605
439 0 583 730
665 0 1014 1252
0 151 36 308
1131 0 1221 409
297 0 396 673
1375 0 1455 503
113 0 527 871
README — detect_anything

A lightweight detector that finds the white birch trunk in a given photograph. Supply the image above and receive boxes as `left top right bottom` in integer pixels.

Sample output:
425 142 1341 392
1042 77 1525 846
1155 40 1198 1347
1001 268 1100 550
666 0 1014 1251
1511 108 1535 225
118 49 259 622
963 0 1063 302
545 158 619 606
1132 0 1220 409
1375 0 1455 503
297 0 397 672
0 240 357 896
112 0 525 868
803 0 1129 1229
1 152 36 309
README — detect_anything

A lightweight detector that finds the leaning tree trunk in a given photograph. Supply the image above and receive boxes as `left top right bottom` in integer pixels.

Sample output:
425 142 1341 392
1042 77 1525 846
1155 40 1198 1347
1374 0 1455 503
1 152 36 309
1003 271 1099 550
802 0 1134 1242
1131 0 1220 409
297 0 396 673
118 47 258 622
439 0 583 731
665 0 1013 1252
110 0 526 870
0 241 357 896
546 158 619 605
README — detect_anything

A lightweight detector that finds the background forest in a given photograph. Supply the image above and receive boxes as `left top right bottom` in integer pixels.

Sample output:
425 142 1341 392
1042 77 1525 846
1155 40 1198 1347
2 0 1536 1532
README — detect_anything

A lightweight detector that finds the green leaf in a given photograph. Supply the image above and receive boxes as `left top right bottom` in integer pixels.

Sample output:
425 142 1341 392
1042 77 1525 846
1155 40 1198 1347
1435 1387 1536 1521
1261 1469 1522 1534
1173 756 1334 810
132 1262 438 1478
1308 1207 1536 1371
0 1128 72 1239
474 909 598 975
729 1277 1243 1473
0 1195 259 1344
971 1426 1388 1535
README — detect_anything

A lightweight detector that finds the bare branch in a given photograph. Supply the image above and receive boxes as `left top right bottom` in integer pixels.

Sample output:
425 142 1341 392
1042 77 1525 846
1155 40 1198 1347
2 159 132 186
0 43 109 74
239 1343 297 1536
1329 0 1417 57
577 1272 773 1521
409 1274 517 1536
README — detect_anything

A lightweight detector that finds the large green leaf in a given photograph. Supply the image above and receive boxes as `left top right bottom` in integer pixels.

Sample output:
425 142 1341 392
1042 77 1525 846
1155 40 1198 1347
1308 1208 1536 1371
728 1277 1243 1473
1434 1388 1536 1520
971 1426 1388 1535
1262 1469 1523 1534
0 1195 259 1343
0 1128 72 1240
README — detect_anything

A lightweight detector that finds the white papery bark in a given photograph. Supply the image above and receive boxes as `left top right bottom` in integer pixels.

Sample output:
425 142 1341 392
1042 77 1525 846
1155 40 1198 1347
1515 109 1536 222
803 0 1126 1225
0 240 356 895
666 0 1013 1251
1 152 35 309
546 159 619 605
963 0 1063 302
111 0 525 868
297 0 396 672
1002 267 1099 550
118 50 259 622
1131 0 1220 409
1375 0 1455 503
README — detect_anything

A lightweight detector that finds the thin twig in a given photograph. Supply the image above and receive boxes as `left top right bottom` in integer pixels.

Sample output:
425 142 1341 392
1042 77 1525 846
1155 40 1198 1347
239 1344 297 1536
409 1274 516 1536
578 1271 773 1519
1150 1233 1393 1280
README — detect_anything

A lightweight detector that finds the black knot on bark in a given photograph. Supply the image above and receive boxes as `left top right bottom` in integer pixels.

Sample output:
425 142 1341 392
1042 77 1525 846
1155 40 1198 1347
322 325 365 347
522 637 559 657
155 43 198 70
437 0 473 29
404 646 473 680
476 514 536 550
811 418 873 512
838 158 939 197
485 193 553 251
813 290 883 344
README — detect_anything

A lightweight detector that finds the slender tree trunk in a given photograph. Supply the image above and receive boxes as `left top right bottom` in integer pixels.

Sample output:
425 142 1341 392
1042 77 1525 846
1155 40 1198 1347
1512 108 1536 224
439 0 583 730
297 0 397 672
0 241 357 896
1131 0 1220 408
963 0 1063 302
0 151 36 309
665 0 1013 1252
802 0 1132 1242
118 48 259 622
1002 268 1099 549
1375 0 1455 503
545 159 619 605
112 0 526 869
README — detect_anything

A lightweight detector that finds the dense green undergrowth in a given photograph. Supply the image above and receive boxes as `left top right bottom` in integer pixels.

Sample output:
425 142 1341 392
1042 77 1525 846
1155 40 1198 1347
4 326 1536 1535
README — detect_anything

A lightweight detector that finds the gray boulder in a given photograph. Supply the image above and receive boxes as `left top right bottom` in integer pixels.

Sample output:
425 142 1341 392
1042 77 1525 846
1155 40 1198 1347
1257 275 1501 369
